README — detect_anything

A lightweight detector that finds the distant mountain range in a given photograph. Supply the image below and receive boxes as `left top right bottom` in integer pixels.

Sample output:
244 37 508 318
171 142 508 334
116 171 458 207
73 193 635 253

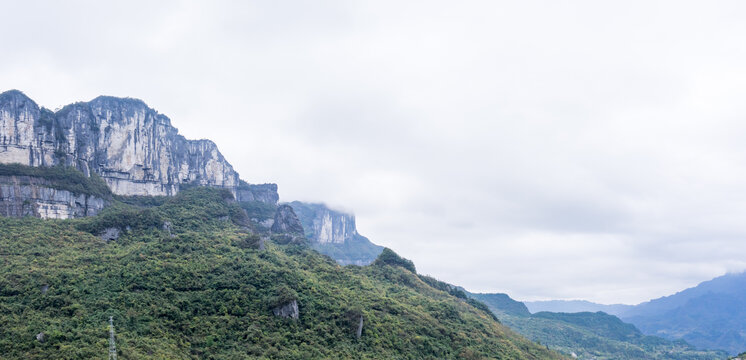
525 272 746 355
525 300 633 317
469 291 725 359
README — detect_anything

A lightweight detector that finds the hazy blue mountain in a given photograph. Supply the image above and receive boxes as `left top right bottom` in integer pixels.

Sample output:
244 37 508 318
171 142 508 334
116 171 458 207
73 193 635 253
467 291 725 359
523 272 746 355
524 300 634 317
289 201 383 266
621 272 746 355
470 292 531 317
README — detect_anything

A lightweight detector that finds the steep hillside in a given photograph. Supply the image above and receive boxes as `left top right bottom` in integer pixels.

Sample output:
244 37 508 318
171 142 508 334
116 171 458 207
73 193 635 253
290 201 383 266
469 292 726 359
0 187 561 359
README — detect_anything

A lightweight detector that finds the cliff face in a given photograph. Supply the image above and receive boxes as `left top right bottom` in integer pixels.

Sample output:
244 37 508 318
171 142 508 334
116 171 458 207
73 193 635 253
236 183 279 205
290 201 383 265
290 201 358 244
0 90 255 197
0 175 105 219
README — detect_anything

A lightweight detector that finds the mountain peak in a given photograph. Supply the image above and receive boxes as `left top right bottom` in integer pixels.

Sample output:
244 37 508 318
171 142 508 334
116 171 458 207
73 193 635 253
89 94 150 110
0 89 38 108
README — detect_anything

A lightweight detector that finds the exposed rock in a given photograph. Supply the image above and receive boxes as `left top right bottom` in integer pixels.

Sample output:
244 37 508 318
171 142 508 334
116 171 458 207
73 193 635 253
290 201 383 265
270 205 304 234
35 332 44 343
0 90 278 200
0 175 106 219
236 183 279 205
162 221 174 238
290 202 357 244
99 227 120 242
356 315 364 339
272 300 299 320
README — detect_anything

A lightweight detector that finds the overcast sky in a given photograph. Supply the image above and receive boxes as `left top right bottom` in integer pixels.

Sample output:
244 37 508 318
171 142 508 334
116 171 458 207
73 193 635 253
3 0 746 304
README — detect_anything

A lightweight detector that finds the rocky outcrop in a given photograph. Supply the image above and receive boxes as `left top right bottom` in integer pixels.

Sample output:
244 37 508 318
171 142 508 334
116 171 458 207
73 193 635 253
99 227 120 242
272 300 299 320
0 175 106 219
290 201 357 244
236 183 279 205
271 204 304 234
356 315 364 339
0 90 277 200
290 201 383 265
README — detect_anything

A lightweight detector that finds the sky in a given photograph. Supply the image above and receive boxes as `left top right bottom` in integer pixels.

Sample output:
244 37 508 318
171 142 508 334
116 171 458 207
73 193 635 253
2 0 746 304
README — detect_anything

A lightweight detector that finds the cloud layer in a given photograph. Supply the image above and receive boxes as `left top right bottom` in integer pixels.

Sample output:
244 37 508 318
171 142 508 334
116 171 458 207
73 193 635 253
3 0 746 303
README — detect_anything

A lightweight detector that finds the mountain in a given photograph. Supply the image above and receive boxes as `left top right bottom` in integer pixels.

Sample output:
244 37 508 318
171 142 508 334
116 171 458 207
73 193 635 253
522 272 746 355
0 89 379 264
524 300 633 318
471 292 531 317
468 291 726 359
620 272 746 355
0 90 564 358
0 187 562 359
0 90 275 207
289 201 383 265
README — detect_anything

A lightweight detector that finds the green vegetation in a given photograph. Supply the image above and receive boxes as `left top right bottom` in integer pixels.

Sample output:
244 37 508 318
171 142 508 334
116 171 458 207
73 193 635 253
0 187 562 359
0 163 112 198
239 201 277 221
471 293 531 317
373 247 417 273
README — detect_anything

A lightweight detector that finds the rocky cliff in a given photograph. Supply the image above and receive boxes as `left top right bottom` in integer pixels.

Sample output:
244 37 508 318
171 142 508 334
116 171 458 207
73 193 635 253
236 182 279 205
0 90 273 200
0 175 106 219
290 201 383 265
289 201 359 244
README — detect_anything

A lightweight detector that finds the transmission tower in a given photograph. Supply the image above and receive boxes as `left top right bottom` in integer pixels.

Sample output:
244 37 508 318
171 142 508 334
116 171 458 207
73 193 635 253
108 316 117 360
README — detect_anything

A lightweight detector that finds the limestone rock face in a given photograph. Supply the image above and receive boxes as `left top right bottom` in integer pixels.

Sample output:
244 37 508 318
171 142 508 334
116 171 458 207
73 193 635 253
236 183 279 205
289 201 358 244
290 201 383 265
0 175 106 219
272 300 299 320
0 90 275 199
271 204 304 234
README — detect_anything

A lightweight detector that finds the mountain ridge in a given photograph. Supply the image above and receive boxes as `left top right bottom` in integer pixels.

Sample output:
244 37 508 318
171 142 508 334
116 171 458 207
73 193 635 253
521 272 746 355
